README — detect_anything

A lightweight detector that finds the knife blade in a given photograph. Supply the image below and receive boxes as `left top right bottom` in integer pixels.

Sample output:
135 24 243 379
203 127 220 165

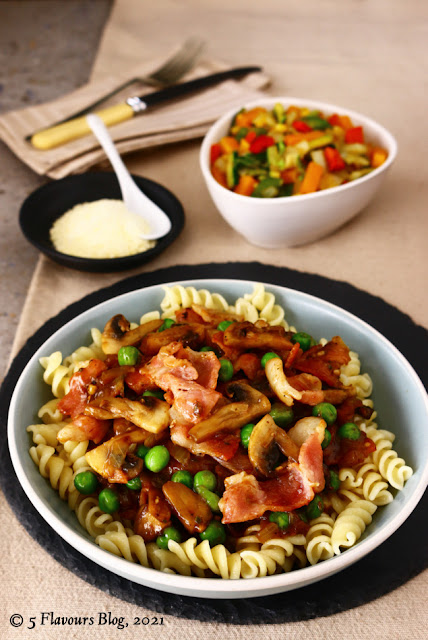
30 66 262 151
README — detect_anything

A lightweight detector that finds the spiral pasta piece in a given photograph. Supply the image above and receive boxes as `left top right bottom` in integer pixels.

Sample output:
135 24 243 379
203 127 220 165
362 426 413 490
339 463 393 506
27 422 63 447
305 514 336 565
160 285 230 317
75 497 117 538
331 499 377 554
340 351 373 399
39 352 71 398
29 443 75 500
37 398 64 424
95 528 151 567
239 283 293 329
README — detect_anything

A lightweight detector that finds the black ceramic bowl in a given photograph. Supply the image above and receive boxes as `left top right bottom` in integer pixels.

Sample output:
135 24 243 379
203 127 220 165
19 172 185 272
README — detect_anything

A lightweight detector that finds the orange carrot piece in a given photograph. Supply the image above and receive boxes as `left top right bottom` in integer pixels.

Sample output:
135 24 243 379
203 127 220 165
211 165 227 188
234 174 256 196
298 161 324 194
284 130 325 146
235 107 267 128
280 168 299 184
371 147 388 168
219 136 239 153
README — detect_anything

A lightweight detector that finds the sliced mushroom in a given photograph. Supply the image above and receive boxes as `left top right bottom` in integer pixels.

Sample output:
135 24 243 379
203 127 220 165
223 321 293 351
248 414 300 477
140 323 206 356
162 480 212 533
265 357 302 406
85 428 149 483
84 395 170 433
101 314 163 354
135 478 172 541
191 303 242 325
287 416 326 447
188 382 271 443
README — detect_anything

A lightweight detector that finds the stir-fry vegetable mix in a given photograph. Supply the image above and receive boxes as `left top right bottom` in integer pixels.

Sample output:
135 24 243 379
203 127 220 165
210 104 388 197
61 306 377 550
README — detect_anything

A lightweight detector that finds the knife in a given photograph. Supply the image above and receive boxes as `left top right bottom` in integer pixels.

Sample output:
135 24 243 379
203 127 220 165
30 66 262 150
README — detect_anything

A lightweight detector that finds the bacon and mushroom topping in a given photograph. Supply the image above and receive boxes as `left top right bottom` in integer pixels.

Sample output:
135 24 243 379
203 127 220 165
223 320 294 351
188 381 271 442
57 414 111 444
219 423 325 524
140 324 206 357
265 357 303 406
162 480 212 533
84 395 170 433
101 314 163 354
247 414 300 477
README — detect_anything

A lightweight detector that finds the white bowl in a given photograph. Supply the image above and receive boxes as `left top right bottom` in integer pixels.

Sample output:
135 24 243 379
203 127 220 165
7 279 427 599
200 98 397 248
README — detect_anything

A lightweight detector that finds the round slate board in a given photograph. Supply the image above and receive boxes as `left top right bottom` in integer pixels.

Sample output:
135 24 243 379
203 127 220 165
1 262 427 623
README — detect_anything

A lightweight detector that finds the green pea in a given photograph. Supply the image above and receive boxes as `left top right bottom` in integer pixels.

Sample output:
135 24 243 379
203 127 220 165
269 511 290 530
159 318 176 332
136 444 149 460
74 470 98 495
270 403 294 428
195 486 220 512
306 495 324 520
240 423 255 449
261 352 280 368
218 358 234 382
328 469 340 491
193 470 217 492
200 345 214 352
98 488 120 514
171 470 194 490
321 428 332 449
338 422 360 440
117 345 140 366
143 389 165 400
144 445 170 473
200 521 227 547
312 402 337 426
291 332 316 352
126 477 142 490
217 320 234 331
156 526 182 550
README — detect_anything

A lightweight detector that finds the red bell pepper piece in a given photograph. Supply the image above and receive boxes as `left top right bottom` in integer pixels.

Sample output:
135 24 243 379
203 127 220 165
293 119 312 133
327 113 342 127
345 126 364 144
324 147 346 172
245 130 257 143
210 143 221 164
249 134 275 154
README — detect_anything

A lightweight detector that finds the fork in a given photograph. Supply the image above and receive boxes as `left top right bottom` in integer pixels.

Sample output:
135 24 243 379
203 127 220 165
61 37 205 122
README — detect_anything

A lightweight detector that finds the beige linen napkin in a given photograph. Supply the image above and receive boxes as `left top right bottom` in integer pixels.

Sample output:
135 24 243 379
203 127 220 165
0 52 269 179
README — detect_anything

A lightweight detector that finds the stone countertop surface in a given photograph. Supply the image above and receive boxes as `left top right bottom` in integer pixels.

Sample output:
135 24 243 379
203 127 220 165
0 0 112 382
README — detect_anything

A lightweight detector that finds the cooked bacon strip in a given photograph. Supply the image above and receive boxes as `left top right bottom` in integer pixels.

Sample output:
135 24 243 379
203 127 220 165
191 304 242 325
223 321 294 351
170 422 240 462
57 415 110 444
84 396 170 433
219 467 314 524
141 342 222 424
58 359 108 419
102 315 163 354
294 336 351 387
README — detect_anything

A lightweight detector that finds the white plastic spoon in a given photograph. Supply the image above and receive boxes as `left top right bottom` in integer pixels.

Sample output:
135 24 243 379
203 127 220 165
86 114 172 240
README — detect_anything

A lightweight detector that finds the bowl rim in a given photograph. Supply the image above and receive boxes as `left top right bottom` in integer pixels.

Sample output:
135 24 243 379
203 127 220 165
7 278 428 598
200 96 398 205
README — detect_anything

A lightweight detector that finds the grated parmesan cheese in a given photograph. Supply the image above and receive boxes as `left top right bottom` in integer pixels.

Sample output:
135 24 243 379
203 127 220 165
50 199 156 259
